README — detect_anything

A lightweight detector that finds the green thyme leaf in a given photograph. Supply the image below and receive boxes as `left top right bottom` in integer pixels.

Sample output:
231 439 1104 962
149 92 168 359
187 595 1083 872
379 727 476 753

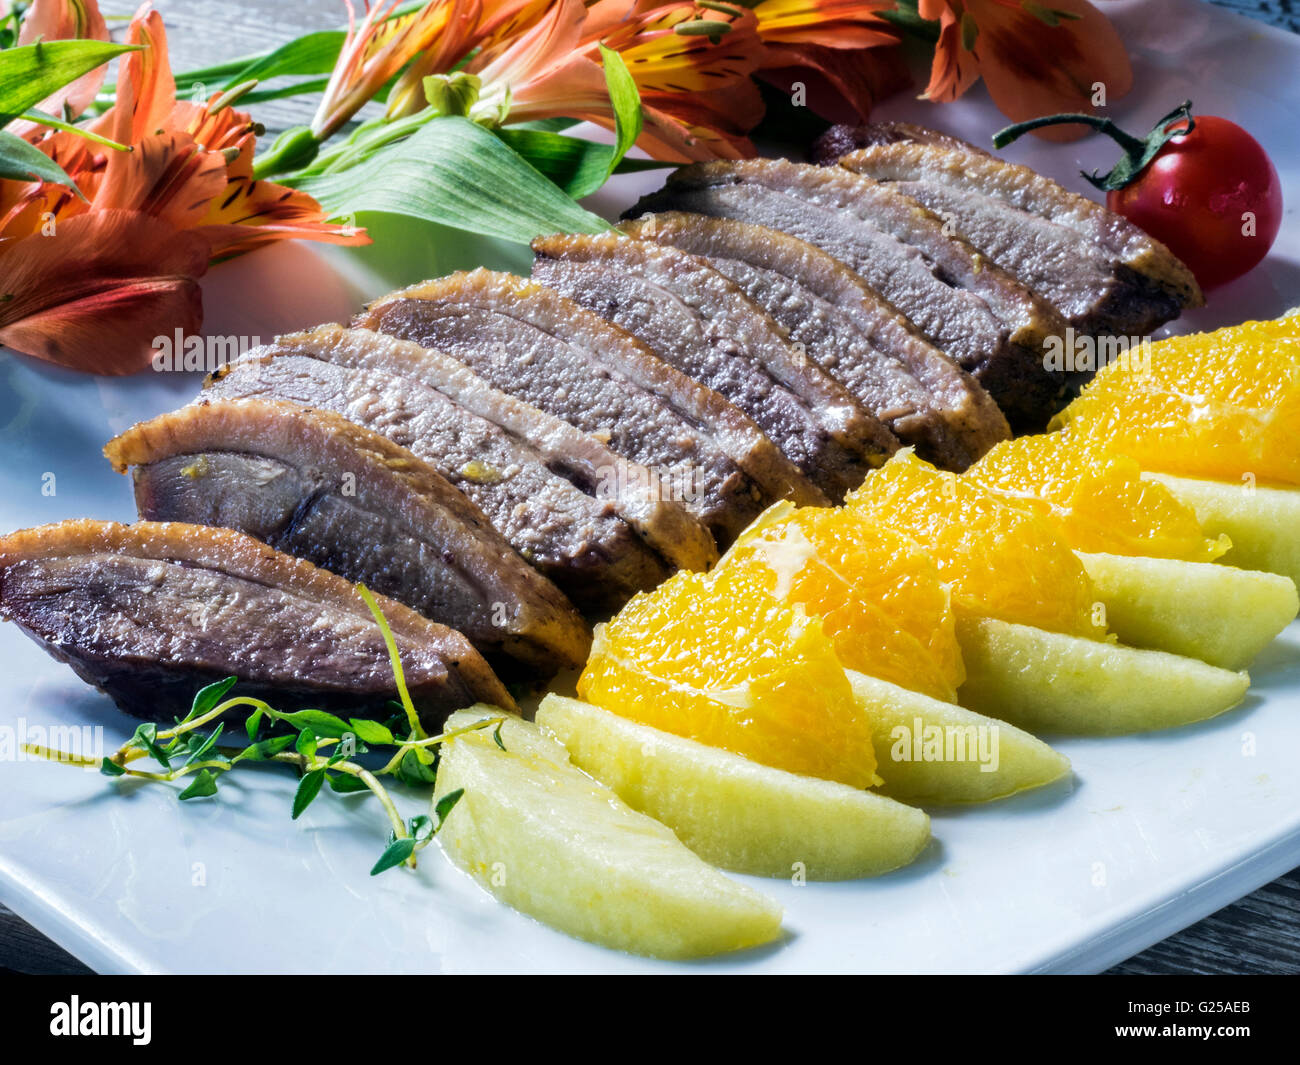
328 773 371 794
184 725 224 766
432 788 464 831
370 836 416 876
292 768 326 819
295 727 317 760
99 757 126 777
348 718 395 745
130 722 171 769
232 734 296 764
179 769 220 801
278 708 352 737
187 676 238 723
397 748 439 787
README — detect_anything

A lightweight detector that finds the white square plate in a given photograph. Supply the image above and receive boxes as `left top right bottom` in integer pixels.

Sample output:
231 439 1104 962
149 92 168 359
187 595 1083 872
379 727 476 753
0 0 1297 973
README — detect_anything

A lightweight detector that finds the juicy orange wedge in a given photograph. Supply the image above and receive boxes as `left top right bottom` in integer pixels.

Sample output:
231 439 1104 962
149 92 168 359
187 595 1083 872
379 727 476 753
846 450 1103 638
1051 317 1300 487
966 431 1231 562
718 503 963 702
577 565 880 789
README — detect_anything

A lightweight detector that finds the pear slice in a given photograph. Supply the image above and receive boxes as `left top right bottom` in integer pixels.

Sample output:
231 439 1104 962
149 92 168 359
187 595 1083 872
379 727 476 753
1078 551 1297 669
537 694 930 879
844 671 1071 805
433 708 782 959
955 616 1250 735
1146 472 1300 587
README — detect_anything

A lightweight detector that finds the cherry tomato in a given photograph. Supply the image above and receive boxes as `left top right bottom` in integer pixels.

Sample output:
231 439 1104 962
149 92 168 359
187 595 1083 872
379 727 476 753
1105 116 1282 290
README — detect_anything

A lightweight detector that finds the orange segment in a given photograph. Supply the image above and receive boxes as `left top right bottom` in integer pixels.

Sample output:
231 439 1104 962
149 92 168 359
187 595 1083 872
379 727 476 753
718 504 963 702
966 432 1231 562
576 565 879 789
1051 318 1300 486
846 450 1102 638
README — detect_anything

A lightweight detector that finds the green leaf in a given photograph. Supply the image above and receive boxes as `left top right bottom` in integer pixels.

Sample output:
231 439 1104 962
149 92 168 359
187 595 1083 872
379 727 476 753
0 40 139 127
396 748 439 787
370 836 416 876
232 734 296 764
0 129 81 191
327 772 371 794
130 723 171 769
599 44 641 178
408 813 435 843
245 708 265 741
348 719 395 745
277 708 352 737
215 31 345 89
492 129 665 200
187 677 238 723
290 115 608 245
295 727 317 760
493 721 506 751
492 128 615 199
183 725 224 766
490 47 646 201
99 758 126 778
236 77 333 107
292 768 326 819
179 769 220 801
514 117 580 133
432 788 464 830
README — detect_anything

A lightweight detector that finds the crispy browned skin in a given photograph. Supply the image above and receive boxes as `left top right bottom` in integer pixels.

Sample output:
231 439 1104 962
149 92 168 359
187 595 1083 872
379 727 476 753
532 231 897 501
618 212 1011 468
105 398 591 676
0 519 515 727
204 325 716 612
357 269 826 547
631 159 1069 431
810 121 990 165
836 141 1203 336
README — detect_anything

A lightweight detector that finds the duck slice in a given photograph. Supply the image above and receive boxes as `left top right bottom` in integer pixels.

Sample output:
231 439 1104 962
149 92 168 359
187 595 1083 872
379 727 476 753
0 519 515 726
357 269 826 546
206 325 715 612
105 398 590 677
810 121 990 165
835 140 1203 336
617 212 1010 469
631 159 1068 431
531 231 896 502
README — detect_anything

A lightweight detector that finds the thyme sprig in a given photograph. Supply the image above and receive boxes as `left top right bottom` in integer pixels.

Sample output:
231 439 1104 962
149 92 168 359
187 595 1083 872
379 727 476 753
23 586 507 876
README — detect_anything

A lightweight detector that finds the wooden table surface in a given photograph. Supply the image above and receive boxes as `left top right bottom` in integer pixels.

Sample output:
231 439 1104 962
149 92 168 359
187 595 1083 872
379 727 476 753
1 0 1297 976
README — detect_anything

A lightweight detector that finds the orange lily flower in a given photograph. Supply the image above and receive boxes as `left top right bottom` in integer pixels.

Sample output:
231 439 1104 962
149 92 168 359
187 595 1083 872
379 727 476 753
745 0 907 123
919 0 1133 140
0 2 365 375
313 0 470 138
473 0 764 160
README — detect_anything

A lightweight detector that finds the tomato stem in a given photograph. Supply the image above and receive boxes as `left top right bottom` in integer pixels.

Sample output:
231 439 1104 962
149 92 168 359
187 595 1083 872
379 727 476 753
993 101 1196 192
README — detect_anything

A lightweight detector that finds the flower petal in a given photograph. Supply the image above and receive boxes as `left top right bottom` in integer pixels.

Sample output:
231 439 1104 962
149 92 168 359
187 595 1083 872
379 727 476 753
972 0 1133 140
0 208 207 374
90 5 176 147
758 40 910 124
751 0 898 50
13 0 111 135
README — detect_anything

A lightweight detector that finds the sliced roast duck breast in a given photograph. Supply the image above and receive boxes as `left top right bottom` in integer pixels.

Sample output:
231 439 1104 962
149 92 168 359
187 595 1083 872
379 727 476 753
0 519 515 726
